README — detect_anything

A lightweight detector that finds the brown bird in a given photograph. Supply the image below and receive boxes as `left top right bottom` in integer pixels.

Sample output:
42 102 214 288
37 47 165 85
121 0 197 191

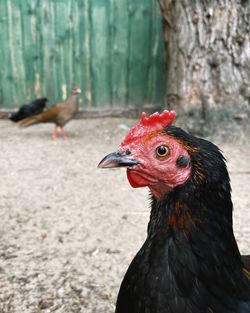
19 86 81 139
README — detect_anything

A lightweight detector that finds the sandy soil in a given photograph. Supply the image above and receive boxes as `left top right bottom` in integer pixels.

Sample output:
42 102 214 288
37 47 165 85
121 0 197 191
0 118 249 313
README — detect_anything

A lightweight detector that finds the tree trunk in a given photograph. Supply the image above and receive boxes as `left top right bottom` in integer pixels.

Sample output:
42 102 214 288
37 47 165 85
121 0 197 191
158 0 250 113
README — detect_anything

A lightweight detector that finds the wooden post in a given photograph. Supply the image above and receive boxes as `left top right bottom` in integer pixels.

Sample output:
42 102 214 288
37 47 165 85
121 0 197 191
158 0 250 113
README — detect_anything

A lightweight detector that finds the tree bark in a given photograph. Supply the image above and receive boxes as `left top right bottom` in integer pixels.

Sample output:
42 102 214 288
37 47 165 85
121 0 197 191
158 0 250 113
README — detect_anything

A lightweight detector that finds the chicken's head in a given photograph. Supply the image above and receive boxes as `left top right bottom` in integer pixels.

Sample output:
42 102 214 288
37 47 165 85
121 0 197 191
72 86 82 94
98 111 192 199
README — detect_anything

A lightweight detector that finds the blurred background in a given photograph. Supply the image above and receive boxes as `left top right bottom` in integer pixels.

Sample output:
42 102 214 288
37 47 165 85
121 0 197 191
0 0 165 112
0 1 249 313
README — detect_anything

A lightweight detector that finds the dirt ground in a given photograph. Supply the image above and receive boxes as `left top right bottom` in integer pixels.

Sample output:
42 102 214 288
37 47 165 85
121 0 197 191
0 118 249 313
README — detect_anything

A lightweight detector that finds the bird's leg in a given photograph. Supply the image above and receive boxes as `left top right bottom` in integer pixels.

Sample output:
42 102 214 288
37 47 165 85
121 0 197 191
52 127 58 140
61 127 69 140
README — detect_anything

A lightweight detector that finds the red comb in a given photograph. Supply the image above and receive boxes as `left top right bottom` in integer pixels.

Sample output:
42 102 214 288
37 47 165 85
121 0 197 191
140 110 176 127
121 110 176 146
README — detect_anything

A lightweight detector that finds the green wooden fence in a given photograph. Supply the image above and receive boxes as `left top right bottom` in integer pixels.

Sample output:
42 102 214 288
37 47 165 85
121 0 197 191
0 0 166 110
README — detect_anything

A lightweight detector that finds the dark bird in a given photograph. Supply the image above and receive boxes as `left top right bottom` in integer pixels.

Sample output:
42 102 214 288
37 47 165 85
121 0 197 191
19 86 81 139
98 111 250 313
9 97 48 122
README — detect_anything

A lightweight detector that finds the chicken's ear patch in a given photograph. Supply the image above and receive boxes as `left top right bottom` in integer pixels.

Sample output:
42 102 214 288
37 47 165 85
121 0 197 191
121 110 176 146
176 155 190 168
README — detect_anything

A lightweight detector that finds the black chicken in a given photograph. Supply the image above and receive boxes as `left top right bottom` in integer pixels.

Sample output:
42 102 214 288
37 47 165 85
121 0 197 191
9 97 48 122
98 111 250 313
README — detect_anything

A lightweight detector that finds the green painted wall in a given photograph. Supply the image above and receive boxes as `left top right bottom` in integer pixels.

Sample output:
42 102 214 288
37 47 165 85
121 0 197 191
0 0 166 110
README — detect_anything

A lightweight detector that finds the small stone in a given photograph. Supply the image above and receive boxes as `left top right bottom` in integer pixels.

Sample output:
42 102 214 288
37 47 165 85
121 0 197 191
38 299 54 310
234 113 248 121
117 124 129 131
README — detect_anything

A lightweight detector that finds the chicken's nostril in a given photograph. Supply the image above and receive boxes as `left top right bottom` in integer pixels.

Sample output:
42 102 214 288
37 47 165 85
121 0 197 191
118 149 131 156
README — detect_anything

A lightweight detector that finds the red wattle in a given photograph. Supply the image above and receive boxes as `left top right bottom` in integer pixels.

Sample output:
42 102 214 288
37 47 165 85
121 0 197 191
127 169 151 188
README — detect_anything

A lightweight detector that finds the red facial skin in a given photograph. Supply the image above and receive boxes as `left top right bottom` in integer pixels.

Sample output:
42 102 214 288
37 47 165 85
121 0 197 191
119 132 191 199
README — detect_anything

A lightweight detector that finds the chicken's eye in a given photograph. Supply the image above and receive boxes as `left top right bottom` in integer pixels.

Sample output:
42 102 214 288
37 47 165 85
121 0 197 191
156 145 170 158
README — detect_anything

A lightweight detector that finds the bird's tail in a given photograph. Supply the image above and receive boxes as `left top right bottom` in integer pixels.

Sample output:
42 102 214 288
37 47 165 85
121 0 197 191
18 115 41 128
9 113 18 122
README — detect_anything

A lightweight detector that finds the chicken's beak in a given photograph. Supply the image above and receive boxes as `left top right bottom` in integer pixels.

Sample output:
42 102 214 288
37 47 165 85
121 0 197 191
98 151 139 168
